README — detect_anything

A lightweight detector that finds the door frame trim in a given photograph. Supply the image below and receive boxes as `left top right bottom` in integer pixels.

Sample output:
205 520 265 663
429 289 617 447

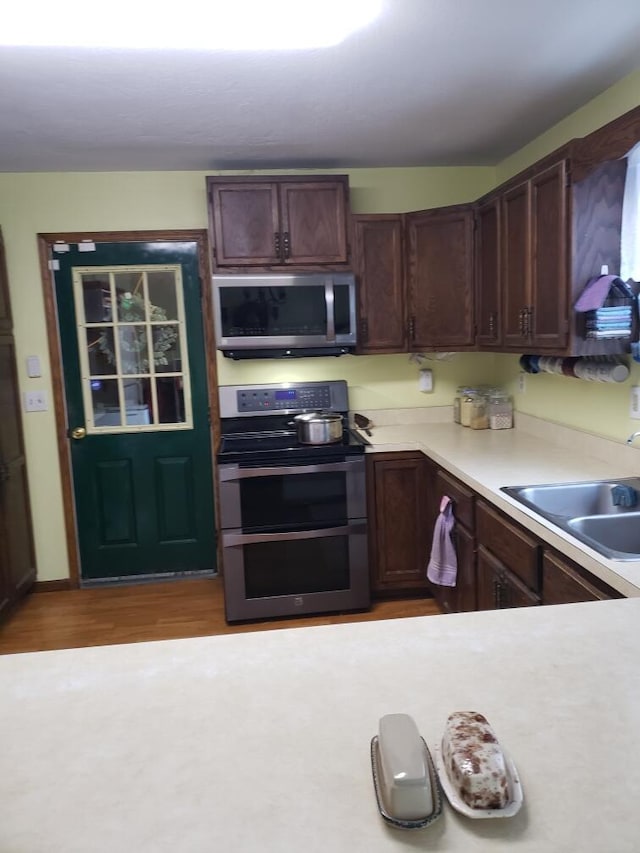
37 230 219 588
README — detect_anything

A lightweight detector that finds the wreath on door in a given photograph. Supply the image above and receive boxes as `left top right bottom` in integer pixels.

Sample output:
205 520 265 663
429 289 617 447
96 290 178 374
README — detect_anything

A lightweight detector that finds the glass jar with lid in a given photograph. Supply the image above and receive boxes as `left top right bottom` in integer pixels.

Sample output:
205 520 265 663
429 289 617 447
453 386 466 424
488 389 513 430
459 389 476 427
469 392 489 429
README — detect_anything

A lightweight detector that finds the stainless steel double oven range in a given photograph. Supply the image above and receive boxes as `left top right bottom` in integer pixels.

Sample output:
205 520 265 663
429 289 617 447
217 380 370 622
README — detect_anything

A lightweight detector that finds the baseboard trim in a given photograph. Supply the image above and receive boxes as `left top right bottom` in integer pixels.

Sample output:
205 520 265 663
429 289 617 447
34 579 73 593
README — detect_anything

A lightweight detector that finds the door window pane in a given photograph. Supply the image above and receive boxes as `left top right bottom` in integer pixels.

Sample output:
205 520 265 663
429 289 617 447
118 325 149 374
115 275 146 321
73 264 193 433
153 325 181 373
86 328 116 375
157 377 185 423
92 379 121 427
147 271 179 320
81 276 112 322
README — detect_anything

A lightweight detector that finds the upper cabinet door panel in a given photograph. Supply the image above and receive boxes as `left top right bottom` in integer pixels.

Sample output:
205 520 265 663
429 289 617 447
279 180 349 264
530 161 568 349
210 182 280 266
501 181 530 348
407 207 475 350
353 215 406 353
475 198 501 348
207 175 350 268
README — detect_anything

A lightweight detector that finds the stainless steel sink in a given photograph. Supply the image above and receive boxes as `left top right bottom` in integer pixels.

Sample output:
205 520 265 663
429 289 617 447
502 479 640 519
500 478 640 561
567 513 640 560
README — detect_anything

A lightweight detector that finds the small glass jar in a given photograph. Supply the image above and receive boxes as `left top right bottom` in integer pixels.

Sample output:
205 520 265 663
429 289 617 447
470 393 489 429
488 390 513 430
453 386 466 424
460 391 475 427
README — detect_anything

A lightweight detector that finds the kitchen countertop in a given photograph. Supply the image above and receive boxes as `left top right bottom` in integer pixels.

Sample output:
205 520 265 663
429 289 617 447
2 598 640 851
356 410 640 597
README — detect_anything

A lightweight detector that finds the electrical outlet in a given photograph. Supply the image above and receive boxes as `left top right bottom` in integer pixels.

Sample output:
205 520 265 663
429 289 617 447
518 373 526 393
631 386 640 420
23 390 48 412
419 369 433 392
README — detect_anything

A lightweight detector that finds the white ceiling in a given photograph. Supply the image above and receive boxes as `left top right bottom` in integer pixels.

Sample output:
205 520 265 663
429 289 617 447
2 0 640 173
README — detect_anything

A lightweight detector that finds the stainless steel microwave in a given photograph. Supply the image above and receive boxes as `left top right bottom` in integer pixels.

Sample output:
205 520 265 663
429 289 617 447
212 272 357 358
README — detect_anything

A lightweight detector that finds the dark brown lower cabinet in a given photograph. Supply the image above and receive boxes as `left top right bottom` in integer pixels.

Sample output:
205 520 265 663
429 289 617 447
428 468 477 613
367 450 624 611
477 546 540 610
475 499 541 609
542 551 620 604
366 452 432 596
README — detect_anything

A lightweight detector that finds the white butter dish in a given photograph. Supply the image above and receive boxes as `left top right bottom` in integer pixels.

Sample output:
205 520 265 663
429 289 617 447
370 713 442 830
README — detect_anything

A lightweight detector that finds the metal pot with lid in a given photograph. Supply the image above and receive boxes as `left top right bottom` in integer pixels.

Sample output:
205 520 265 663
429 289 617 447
289 411 344 445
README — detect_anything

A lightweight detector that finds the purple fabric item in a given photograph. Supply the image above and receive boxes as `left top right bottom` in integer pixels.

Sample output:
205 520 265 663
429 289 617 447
574 275 623 312
426 495 458 587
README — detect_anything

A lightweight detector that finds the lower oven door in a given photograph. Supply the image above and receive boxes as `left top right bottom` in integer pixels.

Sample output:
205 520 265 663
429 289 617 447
221 522 369 621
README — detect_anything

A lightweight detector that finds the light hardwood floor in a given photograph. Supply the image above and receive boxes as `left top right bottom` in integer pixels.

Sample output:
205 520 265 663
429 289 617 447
0 577 441 655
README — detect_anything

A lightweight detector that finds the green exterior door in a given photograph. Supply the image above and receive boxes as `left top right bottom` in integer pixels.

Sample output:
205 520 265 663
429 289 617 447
54 240 216 582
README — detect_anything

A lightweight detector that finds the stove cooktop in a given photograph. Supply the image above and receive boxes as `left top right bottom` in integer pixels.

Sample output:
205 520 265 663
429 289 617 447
217 426 368 464
217 380 368 464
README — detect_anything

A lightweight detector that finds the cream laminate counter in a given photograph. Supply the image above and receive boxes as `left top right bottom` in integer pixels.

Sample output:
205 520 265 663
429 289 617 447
359 412 640 598
2 599 640 851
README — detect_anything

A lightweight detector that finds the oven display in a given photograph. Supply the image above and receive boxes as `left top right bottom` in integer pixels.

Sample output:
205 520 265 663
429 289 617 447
275 389 297 400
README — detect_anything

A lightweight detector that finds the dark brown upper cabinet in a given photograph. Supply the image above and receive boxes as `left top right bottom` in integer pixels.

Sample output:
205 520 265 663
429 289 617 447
501 161 569 351
207 175 350 269
352 214 406 353
406 205 475 351
475 197 501 348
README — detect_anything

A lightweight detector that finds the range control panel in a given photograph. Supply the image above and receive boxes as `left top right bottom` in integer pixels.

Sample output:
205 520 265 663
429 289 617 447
219 380 349 417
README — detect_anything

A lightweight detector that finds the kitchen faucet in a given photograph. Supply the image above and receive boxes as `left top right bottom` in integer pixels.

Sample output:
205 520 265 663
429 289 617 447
626 431 640 445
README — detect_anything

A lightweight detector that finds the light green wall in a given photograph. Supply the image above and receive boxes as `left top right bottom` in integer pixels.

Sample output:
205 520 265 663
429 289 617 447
0 166 494 580
3 67 640 580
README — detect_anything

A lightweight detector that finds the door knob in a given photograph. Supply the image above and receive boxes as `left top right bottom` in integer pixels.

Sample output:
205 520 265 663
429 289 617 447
70 426 87 440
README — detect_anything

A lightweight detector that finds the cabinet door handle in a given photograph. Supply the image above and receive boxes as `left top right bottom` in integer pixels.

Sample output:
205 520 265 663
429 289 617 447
0 462 9 483
489 311 497 338
282 231 290 260
525 306 533 337
518 308 524 336
493 579 500 608
360 318 368 342
274 232 281 261
409 315 416 343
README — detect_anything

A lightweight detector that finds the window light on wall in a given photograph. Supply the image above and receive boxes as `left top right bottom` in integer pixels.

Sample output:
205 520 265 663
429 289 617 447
1 0 383 49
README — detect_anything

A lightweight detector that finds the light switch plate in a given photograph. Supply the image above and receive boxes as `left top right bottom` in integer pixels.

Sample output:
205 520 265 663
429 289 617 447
26 355 41 377
23 390 48 412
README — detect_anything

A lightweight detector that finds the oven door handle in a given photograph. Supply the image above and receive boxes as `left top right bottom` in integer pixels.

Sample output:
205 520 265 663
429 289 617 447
222 522 367 547
219 460 361 481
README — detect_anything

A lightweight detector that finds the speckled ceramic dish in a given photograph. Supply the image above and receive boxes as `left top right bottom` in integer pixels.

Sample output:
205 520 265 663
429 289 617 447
433 743 523 819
